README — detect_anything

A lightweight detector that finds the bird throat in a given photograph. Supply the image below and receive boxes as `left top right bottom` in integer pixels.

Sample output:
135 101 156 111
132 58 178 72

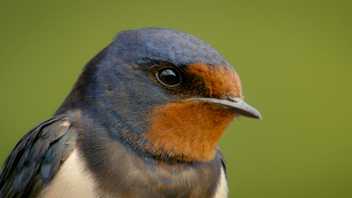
145 100 235 162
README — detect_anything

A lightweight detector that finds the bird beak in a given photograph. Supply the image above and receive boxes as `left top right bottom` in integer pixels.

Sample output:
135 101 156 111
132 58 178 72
189 97 262 119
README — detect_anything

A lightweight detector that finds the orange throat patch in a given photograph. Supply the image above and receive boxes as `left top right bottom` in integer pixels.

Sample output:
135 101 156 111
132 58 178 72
145 100 236 162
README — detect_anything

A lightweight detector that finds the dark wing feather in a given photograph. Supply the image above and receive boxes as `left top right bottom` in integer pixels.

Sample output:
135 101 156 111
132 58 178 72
216 149 227 178
0 116 77 198
220 157 227 178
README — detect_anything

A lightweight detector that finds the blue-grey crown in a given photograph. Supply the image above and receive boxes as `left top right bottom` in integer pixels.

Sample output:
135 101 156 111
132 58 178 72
110 28 229 66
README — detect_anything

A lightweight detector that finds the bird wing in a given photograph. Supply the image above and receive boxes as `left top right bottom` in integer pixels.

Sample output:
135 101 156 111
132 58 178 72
0 116 77 198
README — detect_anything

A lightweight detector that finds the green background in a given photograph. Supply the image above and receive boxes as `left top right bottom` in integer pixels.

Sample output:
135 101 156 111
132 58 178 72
0 0 351 197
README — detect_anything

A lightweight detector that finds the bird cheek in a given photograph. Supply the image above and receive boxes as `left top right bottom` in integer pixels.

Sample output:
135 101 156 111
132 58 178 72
144 101 236 161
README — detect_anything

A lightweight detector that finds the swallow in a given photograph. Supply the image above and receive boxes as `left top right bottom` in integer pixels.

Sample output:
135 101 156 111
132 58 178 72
0 28 261 198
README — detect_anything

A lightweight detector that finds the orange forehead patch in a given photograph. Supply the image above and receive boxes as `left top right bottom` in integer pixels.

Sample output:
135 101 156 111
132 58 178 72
187 63 242 97
145 100 235 162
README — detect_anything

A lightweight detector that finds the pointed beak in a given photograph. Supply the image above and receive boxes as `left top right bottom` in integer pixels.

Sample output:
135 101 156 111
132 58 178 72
189 97 262 119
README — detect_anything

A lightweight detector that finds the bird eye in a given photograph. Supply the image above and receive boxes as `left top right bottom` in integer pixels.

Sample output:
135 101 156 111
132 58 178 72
156 68 182 87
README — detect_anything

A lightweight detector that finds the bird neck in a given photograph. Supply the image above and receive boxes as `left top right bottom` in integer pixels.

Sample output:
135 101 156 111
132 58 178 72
59 84 235 163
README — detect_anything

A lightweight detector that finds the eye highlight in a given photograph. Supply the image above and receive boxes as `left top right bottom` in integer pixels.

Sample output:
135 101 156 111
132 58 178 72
156 68 182 87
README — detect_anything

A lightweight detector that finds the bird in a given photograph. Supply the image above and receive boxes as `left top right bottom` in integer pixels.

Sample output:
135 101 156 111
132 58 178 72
0 27 261 198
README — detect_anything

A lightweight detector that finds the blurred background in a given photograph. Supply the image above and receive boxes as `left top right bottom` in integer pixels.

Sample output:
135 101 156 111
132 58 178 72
0 0 351 197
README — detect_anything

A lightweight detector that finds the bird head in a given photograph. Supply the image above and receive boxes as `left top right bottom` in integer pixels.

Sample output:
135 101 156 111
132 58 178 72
59 28 261 162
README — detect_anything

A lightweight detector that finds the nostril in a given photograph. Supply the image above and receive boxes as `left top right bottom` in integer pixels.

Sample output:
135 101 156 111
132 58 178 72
224 96 242 103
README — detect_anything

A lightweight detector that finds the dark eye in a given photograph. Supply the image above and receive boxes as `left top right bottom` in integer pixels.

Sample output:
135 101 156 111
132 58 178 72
156 68 182 87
